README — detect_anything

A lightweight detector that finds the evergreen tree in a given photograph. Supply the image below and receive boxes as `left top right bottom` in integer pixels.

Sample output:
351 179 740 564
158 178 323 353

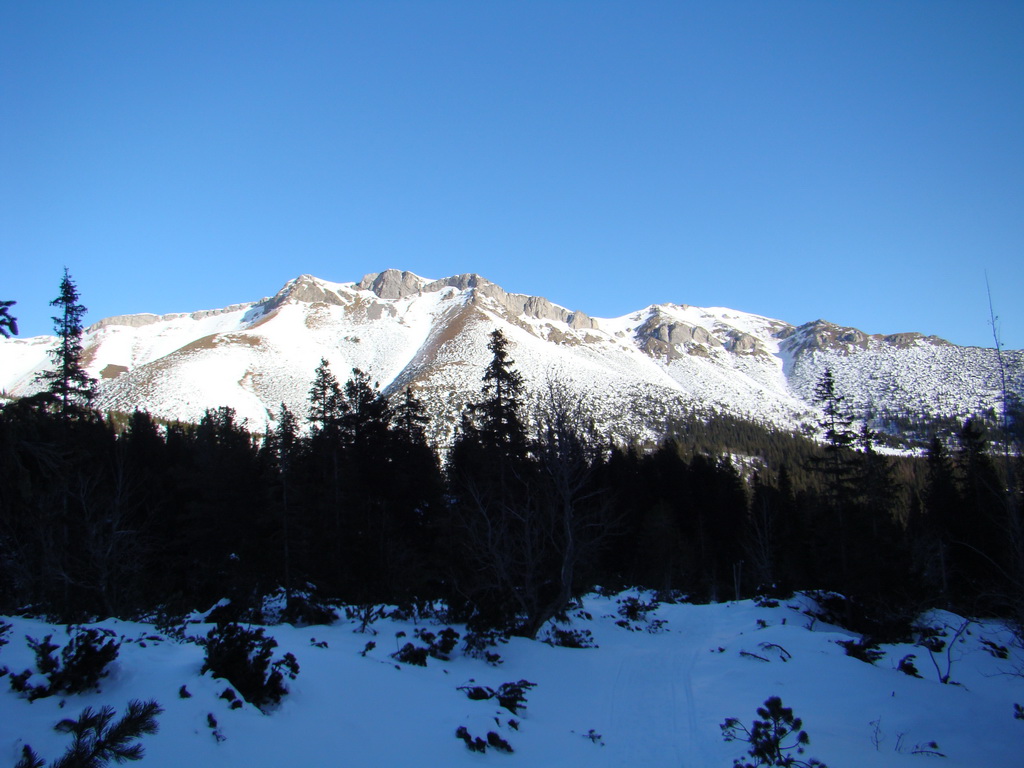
846 423 912 618
809 368 858 590
393 387 430 444
475 329 528 455
813 368 857 502
954 418 1009 608
913 436 961 600
335 369 395 602
36 269 96 418
304 360 348 595
386 387 445 600
341 368 391 452
307 358 344 435
446 329 539 631
0 299 17 337
263 404 302 603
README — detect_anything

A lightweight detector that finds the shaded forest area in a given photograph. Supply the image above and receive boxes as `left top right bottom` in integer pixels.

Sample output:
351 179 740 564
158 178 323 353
1 277 1023 643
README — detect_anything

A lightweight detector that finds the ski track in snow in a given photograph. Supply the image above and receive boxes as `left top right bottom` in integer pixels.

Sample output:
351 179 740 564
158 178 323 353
603 605 716 766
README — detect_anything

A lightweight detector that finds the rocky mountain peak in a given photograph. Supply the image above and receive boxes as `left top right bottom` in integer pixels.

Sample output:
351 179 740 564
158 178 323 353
357 269 430 299
261 274 347 312
781 318 951 357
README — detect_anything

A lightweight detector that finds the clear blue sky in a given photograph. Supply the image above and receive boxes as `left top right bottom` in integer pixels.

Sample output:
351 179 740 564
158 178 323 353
2 1 1022 349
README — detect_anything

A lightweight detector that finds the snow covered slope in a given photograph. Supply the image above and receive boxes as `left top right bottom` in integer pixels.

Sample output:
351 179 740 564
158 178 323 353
2 592 1021 767
1 270 1019 440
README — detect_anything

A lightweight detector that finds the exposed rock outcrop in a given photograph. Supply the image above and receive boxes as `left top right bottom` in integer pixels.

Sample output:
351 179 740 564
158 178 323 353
357 269 429 299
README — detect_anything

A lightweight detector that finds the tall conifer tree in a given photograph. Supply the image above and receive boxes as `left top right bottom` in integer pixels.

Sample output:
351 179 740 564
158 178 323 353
37 269 96 417
0 299 17 338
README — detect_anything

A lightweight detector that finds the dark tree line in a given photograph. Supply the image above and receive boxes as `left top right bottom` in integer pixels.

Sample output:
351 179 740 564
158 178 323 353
2 276 1022 638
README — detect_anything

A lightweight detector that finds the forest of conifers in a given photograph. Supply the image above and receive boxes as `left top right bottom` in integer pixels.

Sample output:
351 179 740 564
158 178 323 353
1 276 1022 640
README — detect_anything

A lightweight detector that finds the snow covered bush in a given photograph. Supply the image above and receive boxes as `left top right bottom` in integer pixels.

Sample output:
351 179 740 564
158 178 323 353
463 627 509 665
896 654 922 677
9 628 120 700
721 695 828 768
16 699 162 768
256 588 338 626
392 642 429 666
409 626 461 660
617 595 659 622
200 622 299 710
542 626 598 648
836 638 885 665
457 679 536 715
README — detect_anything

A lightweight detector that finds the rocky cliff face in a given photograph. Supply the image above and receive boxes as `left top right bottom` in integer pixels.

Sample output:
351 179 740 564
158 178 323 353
1 270 1020 443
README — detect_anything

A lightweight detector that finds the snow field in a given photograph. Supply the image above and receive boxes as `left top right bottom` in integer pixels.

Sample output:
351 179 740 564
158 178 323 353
3 592 1022 767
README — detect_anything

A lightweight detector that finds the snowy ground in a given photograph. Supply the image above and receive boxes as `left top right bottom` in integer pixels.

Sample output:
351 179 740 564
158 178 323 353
3 591 1022 767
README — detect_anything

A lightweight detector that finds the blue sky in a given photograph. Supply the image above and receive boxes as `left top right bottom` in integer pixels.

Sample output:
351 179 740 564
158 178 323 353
2 1 1022 349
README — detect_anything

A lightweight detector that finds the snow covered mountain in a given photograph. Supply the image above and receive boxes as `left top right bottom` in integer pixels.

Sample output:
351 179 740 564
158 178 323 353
1 270 1020 441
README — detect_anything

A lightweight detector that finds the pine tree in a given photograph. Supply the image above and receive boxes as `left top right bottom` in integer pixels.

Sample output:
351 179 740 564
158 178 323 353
0 299 17 338
264 404 302 603
813 368 857 499
446 329 538 631
307 358 344 435
393 387 430 444
916 436 961 599
955 418 1008 606
341 368 391 451
36 269 96 418
16 699 162 768
809 367 858 589
475 329 528 455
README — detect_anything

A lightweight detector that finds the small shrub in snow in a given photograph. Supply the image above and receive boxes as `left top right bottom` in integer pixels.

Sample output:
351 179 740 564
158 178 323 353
430 627 461 658
393 643 429 666
16 699 162 768
219 687 243 709
486 731 514 753
802 592 914 643
617 595 659 622
896 654 922 678
1014 703 1024 721
463 627 509 661
152 608 191 644
980 638 1009 659
412 626 461 660
204 600 242 626
200 622 299 710
837 638 885 665
345 604 385 634
454 726 514 754
543 626 597 649
9 628 120 700
454 726 488 753
387 600 443 623
457 679 537 715
206 713 225 743
280 592 338 627
721 696 828 768
582 728 604 745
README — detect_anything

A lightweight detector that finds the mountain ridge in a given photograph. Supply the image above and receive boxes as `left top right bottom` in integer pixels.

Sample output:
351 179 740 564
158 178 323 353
1 269 1020 442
